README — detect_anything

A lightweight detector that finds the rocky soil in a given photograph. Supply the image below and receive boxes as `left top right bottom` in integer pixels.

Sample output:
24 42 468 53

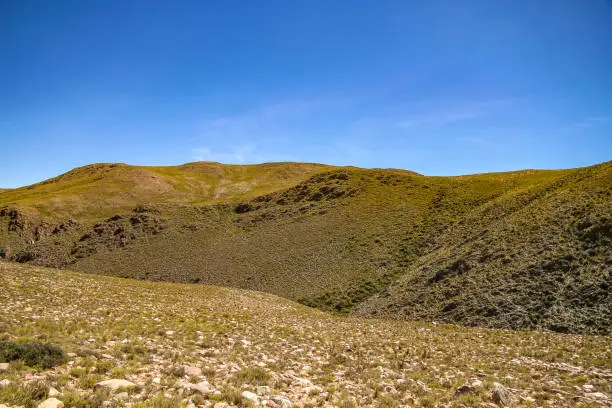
0 261 610 408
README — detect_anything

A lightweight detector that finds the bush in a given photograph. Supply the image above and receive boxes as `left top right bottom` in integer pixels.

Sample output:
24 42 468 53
0 340 66 369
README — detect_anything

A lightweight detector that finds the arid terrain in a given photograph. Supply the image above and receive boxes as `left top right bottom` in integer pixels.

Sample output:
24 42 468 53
0 261 611 408
1 161 610 334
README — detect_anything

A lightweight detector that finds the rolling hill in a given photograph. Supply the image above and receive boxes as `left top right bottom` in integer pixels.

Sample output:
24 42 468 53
0 160 610 335
1 261 610 407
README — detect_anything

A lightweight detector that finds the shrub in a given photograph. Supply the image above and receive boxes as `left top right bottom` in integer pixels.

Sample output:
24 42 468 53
0 340 66 369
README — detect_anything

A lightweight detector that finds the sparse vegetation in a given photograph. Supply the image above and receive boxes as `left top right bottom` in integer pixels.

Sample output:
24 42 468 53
0 261 610 407
1 161 610 335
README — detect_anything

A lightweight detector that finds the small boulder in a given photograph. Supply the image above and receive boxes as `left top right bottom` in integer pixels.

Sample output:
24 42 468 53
37 398 64 408
491 382 512 406
242 390 259 404
270 396 292 407
184 366 202 377
114 392 129 401
189 381 213 395
0 363 9 372
585 392 608 401
256 385 270 396
95 379 136 392
456 384 476 394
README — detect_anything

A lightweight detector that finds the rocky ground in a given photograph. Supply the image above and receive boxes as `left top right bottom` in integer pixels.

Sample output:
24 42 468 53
0 261 610 408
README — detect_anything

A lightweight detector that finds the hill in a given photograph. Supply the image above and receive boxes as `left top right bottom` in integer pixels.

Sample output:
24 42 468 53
0 161 610 334
0 261 610 407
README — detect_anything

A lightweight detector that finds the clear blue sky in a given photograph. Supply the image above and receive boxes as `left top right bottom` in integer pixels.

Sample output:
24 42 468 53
1 0 611 188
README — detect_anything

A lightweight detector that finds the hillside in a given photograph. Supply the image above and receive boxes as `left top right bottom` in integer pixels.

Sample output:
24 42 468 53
0 161 610 335
1 261 611 408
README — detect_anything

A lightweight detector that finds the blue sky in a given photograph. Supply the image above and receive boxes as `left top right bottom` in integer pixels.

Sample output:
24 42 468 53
1 0 611 188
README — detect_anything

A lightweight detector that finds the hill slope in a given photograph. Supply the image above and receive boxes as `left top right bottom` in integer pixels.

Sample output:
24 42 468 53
0 161 610 334
1 261 610 407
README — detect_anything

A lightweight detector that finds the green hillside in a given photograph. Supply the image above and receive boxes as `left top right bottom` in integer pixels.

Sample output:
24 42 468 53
1 261 610 408
0 161 610 334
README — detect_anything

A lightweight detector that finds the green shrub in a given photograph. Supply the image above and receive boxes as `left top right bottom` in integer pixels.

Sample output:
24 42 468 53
0 340 66 369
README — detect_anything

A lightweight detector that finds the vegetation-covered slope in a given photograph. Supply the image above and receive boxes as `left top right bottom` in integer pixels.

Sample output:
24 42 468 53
0 161 610 334
1 261 610 407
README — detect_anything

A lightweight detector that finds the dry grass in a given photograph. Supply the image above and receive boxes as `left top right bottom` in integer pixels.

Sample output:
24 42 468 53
0 261 610 407
0 161 610 335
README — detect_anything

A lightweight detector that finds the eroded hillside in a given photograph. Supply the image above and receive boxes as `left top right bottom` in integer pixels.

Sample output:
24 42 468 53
0 161 610 334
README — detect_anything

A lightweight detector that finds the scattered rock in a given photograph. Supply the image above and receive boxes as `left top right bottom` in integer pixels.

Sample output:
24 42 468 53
455 384 476 394
37 398 64 408
114 392 129 401
0 379 10 387
242 390 259 403
585 392 608 401
95 379 136 392
0 363 9 372
491 382 512 406
189 381 213 395
184 366 202 377
270 396 292 407
48 387 60 397
256 385 270 396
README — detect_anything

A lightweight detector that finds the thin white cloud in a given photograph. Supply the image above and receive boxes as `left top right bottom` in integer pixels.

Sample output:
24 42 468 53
193 145 265 164
396 99 509 129
574 116 612 128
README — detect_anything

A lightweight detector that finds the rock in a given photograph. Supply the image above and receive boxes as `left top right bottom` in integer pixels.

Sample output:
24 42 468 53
0 379 10 387
491 382 512 406
95 379 136 392
0 363 9 372
242 390 259 403
585 392 608 401
270 396 292 407
184 366 202 377
456 384 477 394
48 387 60 397
189 381 213 394
37 398 64 408
472 379 484 388
213 403 229 408
114 392 129 401
256 385 270 396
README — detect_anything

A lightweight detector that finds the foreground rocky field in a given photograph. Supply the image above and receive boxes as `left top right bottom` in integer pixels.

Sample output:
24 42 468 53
0 261 610 408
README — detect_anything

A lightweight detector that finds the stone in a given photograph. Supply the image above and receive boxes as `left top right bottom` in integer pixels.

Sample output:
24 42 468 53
270 396 292 408
184 366 202 377
0 379 10 387
242 391 259 403
189 381 213 394
95 379 136 392
585 392 608 401
37 398 64 408
48 387 60 397
256 385 271 396
114 392 129 401
456 384 477 394
213 403 229 408
472 379 484 388
491 382 512 406
0 363 9 372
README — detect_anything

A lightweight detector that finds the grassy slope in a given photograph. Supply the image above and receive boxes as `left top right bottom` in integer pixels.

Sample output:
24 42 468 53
1 261 610 408
0 161 610 334
0 161 330 220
